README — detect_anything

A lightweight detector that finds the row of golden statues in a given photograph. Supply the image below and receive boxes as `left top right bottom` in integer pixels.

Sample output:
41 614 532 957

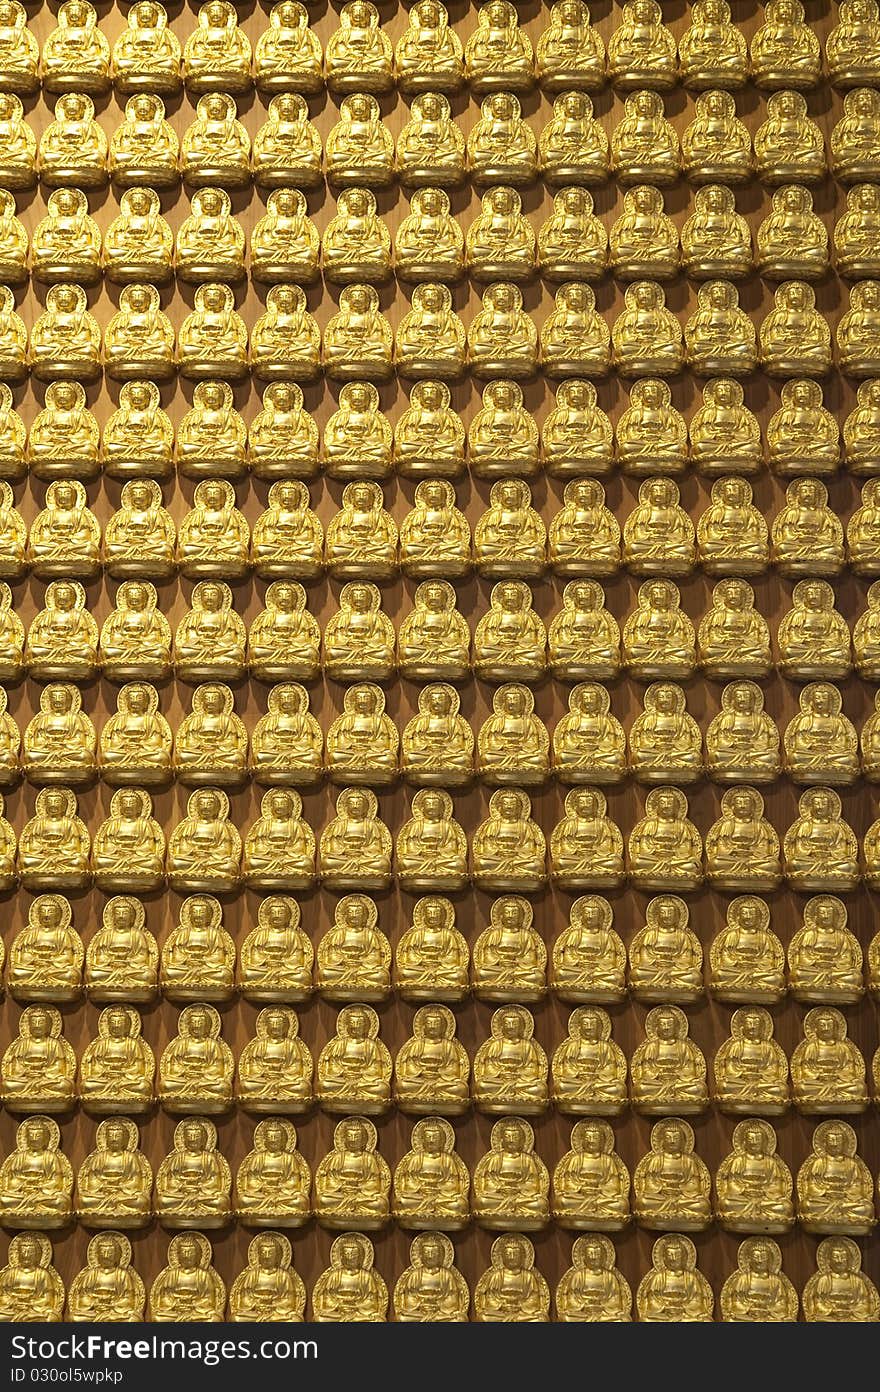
4 84 880 192
9 182 880 290
4 1228 877 1324
10 277 880 384
4 0 880 100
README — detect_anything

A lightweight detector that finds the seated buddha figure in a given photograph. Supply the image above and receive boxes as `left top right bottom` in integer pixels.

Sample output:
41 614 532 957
401 685 474 788
706 680 781 786
154 1116 232 1229
148 1232 226 1322
715 1121 794 1234
395 188 465 286
751 0 820 87
250 683 323 787
315 893 391 1001
84 895 158 1004
0 0 38 97
550 786 625 890
252 93 322 189
325 0 392 92
839 279 880 378
628 788 702 893
788 895 863 1003
697 477 769 575
39 93 107 188
861 689 880 780
248 581 320 684
713 1005 790 1114
99 683 173 789
617 380 687 476
607 0 675 87
628 684 702 786
538 92 609 186
757 184 829 281
0 384 25 481
477 684 550 785
0 582 23 681
251 479 323 580
323 581 395 683
323 187 392 287
104 282 176 381
243 788 316 892
0 282 25 382
547 490 617 585
681 91 752 183
315 1115 391 1230
611 90 679 184
393 1004 470 1112
28 382 99 482
394 897 470 1003
183 1 251 94
6 894 83 1003
181 91 250 188
319 788 392 892
468 282 538 379
18 787 90 892
685 279 757 376
856 581 880 676
472 895 546 1003
472 1120 550 1231
28 479 100 580
0 1233 65 1322
75 1117 152 1229
754 90 826 183
783 788 859 892
636 1235 714 1322
771 479 844 577
550 1007 627 1115
316 1003 392 1115
112 0 181 95
797 1120 875 1235
0 1116 72 1228
628 893 703 1003
160 894 234 1002
472 788 546 893
469 380 540 478
472 1006 548 1114
468 92 537 187
324 482 397 581
397 580 470 682
235 1118 311 1227
250 189 320 286
803 1237 880 1322
549 580 621 681
394 0 464 93
697 579 772 680
312 1233 388 1323
0 91 35 188
827 0 880 85
610 186 679 280
783 685 858 787
474 479 545 579
396 789 469 893
630 1005 708 1115
836 185 880 279
465 0 533 92
467 186 535 282
238 895 313 1003
324 283 393 381
322 381 391 482
553 684 625 786
557 1234 633 1323
167 788 242 895
538 188 608 284
768 379 839 478
253 0 322 94
681 187 752 281
178 283 248 381
612 281 684 377
42 0 110 92
229 1233 306 1323
1 1005 75 1113
777 579 852 680
0 686 18 783
550 895 626 1004
103 478 176 577
32 187 101 285
176 187 244 284
535 0 605 89
552 1120 630 1231
250 285 321 382
99 581 173 682
474 1234 550 1322
392 1116 470 1230
174 683 247 787
622 580 695 680
77 1004 155 1113
760 280 832 375
705 786 781 892
474 581 546 682
158 1003 234 1113
791 1007 868 1113
107 94 179 189
326 94 393 190
849 478 880 573
22 683 96 785
832 87 880 181
539 282 612 378
633 1118 712 1231
174 581 247 683
393 1231 470 1323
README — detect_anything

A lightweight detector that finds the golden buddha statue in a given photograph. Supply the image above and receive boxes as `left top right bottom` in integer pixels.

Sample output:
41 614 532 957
0 685 18 783
395 0 463 93
621 579 693 680
0 1116 72 1229
682 91 752 184
553 1123 629 1240
237 1009 313 1113
397 581 470 682
167 787 242 895
323 580 395 683
628 892 703 1003
248 388 319 482
848 478 880 573
782 684 858 786
312 1233 387 1322
175 187 244 284
253 93 322 189
611 90 680 184
0 283 25 385
323 187 392 285
178 284 248 381
316 893 391 1001
39 92 107 187
229 1233 306 1323
550 786 625 890
18 787 89 892
714 1005 789 1115
472 1118 550 1229
0 93 35 189
173 683 247 788
321 381 391 481
607 0 676 87
609 186 678 281
0 385 25 481
248 581 321 683
27 381 98 482
474 1234 550 1321
548 479 620 577
466 186 535 282
394 1003 470 1111
612 280 684 377
637 1235 714 1322
540 91 609 181
469 92 537 186
6 893 82 1002
0 1 37 96
679 0 747 87
716 1120 796 1235
326 0 392 93
84 895 159 1003
705 786 781 892
632 1118 712 1231
784 787 859 891
42 0 110 94
393 1233 469 1323
395 897 469 1002
235 1117 311 1227
400 684 474 788
760 281 832 376
108 94 179 188
550 581 620 682
324 481 397 580
112 1 181 94
104 280 176 381
705 684 779 787
316 1003 392 1115
0 1005 75 1113
181 92 250 188
536 0 605 89
250 285 321 383
777 579 852 680
91 788 165 893
698 579 772 679
752 0 820 86
855 581 880 675
175 578 248 680
99 683 173 790
681 185 753 280
474 580 546 682
398 480 470 578
472 787 546 893
827 0 880 85
250 682 323 787
791 1007 868 1113
622 478 694 576
75 1117 152 1229
477 684 549 785
0 584 21 680
685 280 757 376
0 1233 64 1322
861 688 880 779
25 581 98 682
324 283 393 381
78 1005 155 1113
756 185 828 281
104 478 176 574
627 788 703 892
538 187 608 283
696 477 769 575
835 185 880 278
160 894 235 1002
21 683 94 786
250 189 320 285
29 282 100 381
183 1 251 94
319 787 392 891
149 1233 226 1322
392 1117 470 1230
254 1 322 94
832 88 880 181
31 187 100 285
238 895 313 1003
803 1237 880 1322
468 282 538 379
754 89 826 182
326 92 393 187
465 1 533 92
396 788 468 892
395 188 465 283
789 894 863 1003
472 1006 548 1115
556 1234 632 1322
630 1005 707 1116
396 283 467 380
540 281 612 378
797 1121 875 1235
550 1008 627 1116
471 894 546 1002
839 280 880 376
28 479 99 579
550 895 627 1004
99 581 173 682
159 1005 234 1114
468 380 540 478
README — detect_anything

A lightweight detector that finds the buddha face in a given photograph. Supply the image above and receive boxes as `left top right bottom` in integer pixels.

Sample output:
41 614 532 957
200 686 225 716
660 1122 685 1155
204 93 229 121
343 1119 367 1153
419 1237 444 1271
60 95 88 123
186 1008 211 1041
829 1242 855 1276
343 897 368 931
647 582 670 611
741 1011 765 1043
104 1122 128 1154
421 1008 448 1041
422 899 447 930
256 1237 282 1272
654 1009 680 1041
189 898 214 930
561 90 586 118
497 791 522 820
344 1007 369 1041
43 790 69 818
96 1238 122 1271
580 1122 603 1155
25 1119 49 1152
490 92 515 120
344 790 369 820
126 583 150 614
177 1237 201 1271
16 1237 41 1272
634 283 659 311
720 478 746 506
263 1122 287 1153
268 790 293 819
746 1243 772 1277
578 1013 601 1045
54 481 77 510
572 583 598 612
194 791 221 820
264 1009 291 1044
654 791 677 819
815 1011 840 1043
426 687 452 717
730 790 756 819
29 1008 52 1041
808 791 832 821
499 1010 525 1043
488 283 515 314
420 1122 444 1155
419 792 444 820
347 584 371 615
182 1121 208 1153
823 1125 846 1157
573 790 598 818
107 1007 133 1039
500 1238 524 1271
339 1238 364 1272
498 583 524 613
501 687 526 717
266 899 292 930
500 899 525 931
663 1239 687 1274
273 583 297 614
199 583 222 613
